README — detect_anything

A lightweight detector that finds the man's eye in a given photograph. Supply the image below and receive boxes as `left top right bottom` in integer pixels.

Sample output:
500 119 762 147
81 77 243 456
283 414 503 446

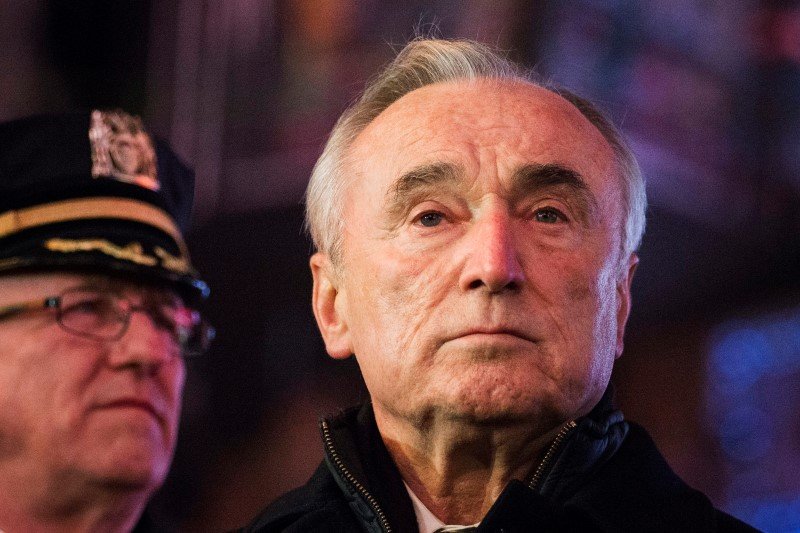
534 208 565 224
61 297 122 328
65 298 108 315
417 212 444 227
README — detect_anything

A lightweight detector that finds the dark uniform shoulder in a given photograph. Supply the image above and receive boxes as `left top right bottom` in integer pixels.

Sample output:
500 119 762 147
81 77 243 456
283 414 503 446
574 422 760 532
715 510 763 532
240 462 363 533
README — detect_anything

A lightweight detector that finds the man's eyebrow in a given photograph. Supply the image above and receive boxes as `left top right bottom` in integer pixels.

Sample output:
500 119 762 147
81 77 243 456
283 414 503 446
511 163 599 219
392 162 461 197
385 162 462 219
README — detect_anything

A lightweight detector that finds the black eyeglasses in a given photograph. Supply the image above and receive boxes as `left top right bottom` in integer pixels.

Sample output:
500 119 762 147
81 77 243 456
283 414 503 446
0 287 214 358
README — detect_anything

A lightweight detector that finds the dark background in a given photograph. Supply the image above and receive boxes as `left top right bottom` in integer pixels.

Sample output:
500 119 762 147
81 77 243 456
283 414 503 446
2 1 800 530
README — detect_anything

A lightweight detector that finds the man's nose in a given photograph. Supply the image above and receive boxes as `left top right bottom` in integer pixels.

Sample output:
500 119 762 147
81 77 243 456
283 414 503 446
458 208 525 293
107 310 180 372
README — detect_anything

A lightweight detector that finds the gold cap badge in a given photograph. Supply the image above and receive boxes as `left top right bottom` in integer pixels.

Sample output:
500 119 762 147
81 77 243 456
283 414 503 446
89 110 160 191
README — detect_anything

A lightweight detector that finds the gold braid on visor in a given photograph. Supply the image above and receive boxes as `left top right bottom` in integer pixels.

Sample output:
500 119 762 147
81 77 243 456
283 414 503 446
0 197 188 258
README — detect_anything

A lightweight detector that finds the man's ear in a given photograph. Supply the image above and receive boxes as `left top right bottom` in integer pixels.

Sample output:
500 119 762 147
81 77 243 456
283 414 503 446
310 252 353 360
615 252 639 359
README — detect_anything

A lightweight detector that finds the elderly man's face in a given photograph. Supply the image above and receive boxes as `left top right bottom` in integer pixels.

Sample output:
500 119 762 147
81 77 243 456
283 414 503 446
312 80 636 430
0 272 185 491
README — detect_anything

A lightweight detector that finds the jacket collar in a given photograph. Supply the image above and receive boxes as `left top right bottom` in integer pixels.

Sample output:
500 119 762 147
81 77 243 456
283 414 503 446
319 386 628 532
535 385 629 500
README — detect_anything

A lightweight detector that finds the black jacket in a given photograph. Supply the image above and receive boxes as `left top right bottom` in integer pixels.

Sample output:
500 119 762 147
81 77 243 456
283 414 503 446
244 393 758 532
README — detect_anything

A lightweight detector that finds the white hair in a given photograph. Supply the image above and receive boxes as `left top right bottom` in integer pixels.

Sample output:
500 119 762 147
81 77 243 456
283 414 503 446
305 38 646 265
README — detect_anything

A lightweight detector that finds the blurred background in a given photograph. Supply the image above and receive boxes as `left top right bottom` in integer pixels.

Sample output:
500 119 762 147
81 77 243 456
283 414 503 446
2 0 800 530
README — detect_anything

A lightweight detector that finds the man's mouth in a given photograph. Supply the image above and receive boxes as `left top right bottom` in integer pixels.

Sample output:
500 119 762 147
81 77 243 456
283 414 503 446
93 399 165 423
451 327 538 344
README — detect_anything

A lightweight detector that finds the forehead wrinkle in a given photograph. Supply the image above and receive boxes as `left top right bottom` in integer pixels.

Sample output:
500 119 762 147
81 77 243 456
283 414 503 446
510 163 599 221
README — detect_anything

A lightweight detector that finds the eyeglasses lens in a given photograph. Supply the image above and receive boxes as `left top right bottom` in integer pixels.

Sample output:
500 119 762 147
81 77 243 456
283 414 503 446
58 289 126 339
57 289 213 357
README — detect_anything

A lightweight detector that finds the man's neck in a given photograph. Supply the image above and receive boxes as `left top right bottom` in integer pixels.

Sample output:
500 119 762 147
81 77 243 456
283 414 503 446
0 465 149 533
374 404 564 525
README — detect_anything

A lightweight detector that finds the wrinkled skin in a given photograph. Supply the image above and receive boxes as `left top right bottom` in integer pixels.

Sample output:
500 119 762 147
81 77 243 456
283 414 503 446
312 79 637 436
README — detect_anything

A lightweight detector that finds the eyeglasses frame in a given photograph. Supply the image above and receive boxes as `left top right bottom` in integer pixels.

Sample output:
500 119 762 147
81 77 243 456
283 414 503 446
0 288 213 357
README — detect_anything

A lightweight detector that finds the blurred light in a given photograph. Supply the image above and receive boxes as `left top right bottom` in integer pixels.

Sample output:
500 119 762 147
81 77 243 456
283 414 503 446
709 308 800 391
711 327 772 391
708 304 800 526
718 405 773 463
731 495 800 533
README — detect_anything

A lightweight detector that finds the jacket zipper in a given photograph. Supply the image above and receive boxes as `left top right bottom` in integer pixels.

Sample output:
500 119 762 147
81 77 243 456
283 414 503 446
321 419 394 533
321 417 577 531
527 420 578 491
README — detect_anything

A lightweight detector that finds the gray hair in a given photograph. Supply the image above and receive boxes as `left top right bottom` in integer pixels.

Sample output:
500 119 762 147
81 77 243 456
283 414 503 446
305 38 646 266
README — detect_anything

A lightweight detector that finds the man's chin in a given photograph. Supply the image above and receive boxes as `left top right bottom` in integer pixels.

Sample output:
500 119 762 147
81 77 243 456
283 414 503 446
77 439 172 491
432 389 566 431
447 404 561 431
89 463 168 494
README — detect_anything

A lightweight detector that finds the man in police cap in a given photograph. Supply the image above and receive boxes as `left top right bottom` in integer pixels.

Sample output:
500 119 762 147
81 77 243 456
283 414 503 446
0 110 213 532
